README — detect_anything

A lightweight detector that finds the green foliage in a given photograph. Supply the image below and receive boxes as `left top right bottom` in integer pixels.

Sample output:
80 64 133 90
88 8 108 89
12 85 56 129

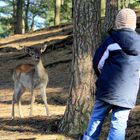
44 0 72 26
0 0 139 38
0 0 13 37
0 17 13 38
61 0 72 23
26 0 50 29
29 0 49 18
0 0 72 37
44 0 55 26
118 0 140 9
129 0 140 8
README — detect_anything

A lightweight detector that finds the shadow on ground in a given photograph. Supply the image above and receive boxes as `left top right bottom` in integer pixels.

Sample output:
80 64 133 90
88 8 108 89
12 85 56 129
0 115 62 134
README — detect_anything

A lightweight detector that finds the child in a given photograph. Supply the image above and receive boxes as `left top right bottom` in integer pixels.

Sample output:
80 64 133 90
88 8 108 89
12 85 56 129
83 8 140 140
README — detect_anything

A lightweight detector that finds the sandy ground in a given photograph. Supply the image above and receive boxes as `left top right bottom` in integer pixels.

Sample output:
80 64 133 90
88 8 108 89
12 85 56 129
0 25 140 140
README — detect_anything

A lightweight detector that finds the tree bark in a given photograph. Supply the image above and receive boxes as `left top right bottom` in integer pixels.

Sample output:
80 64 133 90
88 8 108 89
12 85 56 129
104 0 118 33
61 0 64 5
59 0 101 135
54 0 61 25
13 0 17 34
25 0 30 32
30 15 35 31
120 0 130 8
15 0 24 34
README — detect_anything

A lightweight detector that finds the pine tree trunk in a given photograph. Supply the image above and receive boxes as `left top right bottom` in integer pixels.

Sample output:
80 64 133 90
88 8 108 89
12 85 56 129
121 0 124 8
15 0 23 34
30 16 35 31
59 0 101 135
120 0 128 8
54 0 61 25
13 0 17 34
104 0 118 33
25 0 30 32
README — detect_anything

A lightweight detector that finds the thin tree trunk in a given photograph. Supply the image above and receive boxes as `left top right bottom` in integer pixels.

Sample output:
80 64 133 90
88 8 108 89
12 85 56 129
13 0 17 34
59 0 101 135
104 0 118 33
30 16 35 31
25 0 30 32
22 18 25 34
61 0 64 5
54 0 61 25
120 0 128 8
15 0 23 34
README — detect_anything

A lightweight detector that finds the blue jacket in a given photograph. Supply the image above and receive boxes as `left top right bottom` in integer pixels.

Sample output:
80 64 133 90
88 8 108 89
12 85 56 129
93 29 140 108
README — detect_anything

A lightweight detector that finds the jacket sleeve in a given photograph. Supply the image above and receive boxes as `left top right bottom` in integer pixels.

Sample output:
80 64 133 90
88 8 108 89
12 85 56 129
92 36 115 77
93 42 121 77
93 46 103 77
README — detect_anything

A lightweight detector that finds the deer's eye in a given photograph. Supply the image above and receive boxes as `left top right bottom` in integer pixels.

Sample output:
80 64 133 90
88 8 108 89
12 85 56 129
30 52 35 55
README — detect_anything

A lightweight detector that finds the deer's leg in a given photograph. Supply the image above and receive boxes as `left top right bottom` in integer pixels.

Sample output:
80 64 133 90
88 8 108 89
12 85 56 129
29 89 35 117
12 92 16 119
40 87 50 116
12 83 24 119
12 82 20 119
17 87 25 118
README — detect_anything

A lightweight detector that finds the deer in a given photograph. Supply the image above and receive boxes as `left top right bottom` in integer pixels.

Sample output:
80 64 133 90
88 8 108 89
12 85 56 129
11 46 49 119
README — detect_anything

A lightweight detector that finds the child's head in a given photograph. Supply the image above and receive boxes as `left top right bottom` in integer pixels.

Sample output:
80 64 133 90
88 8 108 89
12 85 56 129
115 8 137 31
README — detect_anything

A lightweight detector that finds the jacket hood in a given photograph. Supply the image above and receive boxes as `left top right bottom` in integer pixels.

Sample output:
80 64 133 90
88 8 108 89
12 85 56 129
109 29 140 55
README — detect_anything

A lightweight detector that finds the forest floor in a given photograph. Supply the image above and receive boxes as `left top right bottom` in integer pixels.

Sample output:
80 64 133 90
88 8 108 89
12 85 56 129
0 24 140 140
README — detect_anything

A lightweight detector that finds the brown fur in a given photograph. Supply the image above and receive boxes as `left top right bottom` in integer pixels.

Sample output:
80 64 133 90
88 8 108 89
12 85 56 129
16 64 34 73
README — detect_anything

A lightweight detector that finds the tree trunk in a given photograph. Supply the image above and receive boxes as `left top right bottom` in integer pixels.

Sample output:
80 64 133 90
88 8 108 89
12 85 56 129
61 0 64 5
13 0 17 34
59 0 101 135
104 0 118 33
30 16 35 31
15 0 23 34
120 0 129 8
25 0 30 32
54 0 61 25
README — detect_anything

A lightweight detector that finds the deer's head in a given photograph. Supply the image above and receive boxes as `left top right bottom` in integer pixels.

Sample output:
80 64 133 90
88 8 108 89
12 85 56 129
25 47 44 63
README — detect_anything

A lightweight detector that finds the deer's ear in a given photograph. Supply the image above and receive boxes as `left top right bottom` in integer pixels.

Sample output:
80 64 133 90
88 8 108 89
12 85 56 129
25 47 32 54
40 44 47 53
